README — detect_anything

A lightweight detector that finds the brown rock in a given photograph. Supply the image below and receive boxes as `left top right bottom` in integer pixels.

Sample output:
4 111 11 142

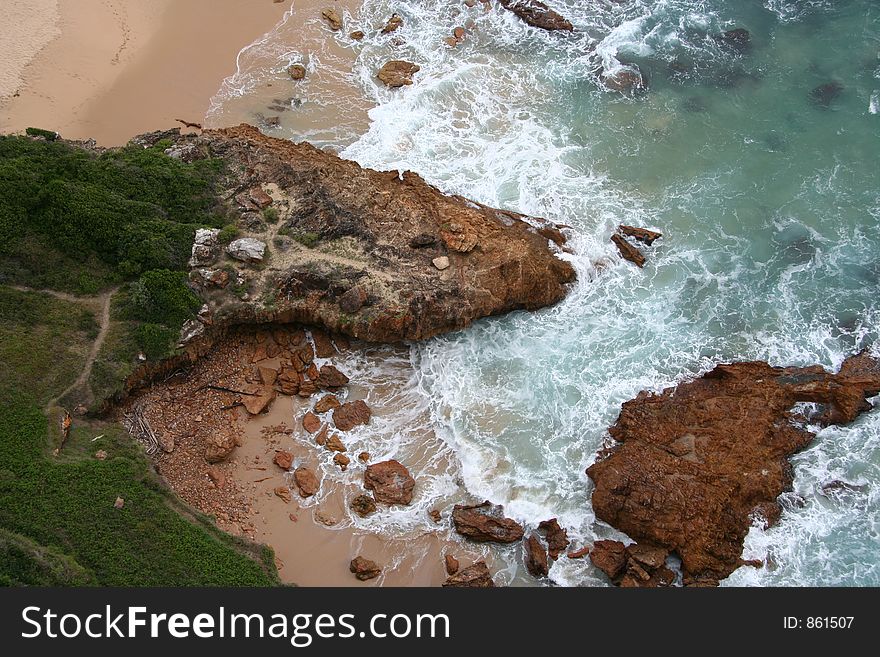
428 509 442 523
278 379 300 395
364 459 415 505
445 554 460 575
247 186 273 209
618 225 662 246
204 432 237 463
242 384 276 415
377 60 420 87
311 329 335 358
274 486 292 503
590 540 628 581
538 518 570 560
317 365 350 389
306 362 320 381
298 380 318 397
314 424 329 446
381 13 403 34
334 453 351 470
324 433 346 452
333 400 371 431
357 451 370 463
350 494 377 517
498 0 573 31
611 233 646 267
567 546 590 560
288 64 306 80
339 285 367 313
350 30 365 40
314 394 341 414
587 351 880 585
207 466 226 488
273 450 294 470
293 466 319 497
442 561 495 587
350 556 381 581
524 533 549 578
292 344 315 371
302 411 321 433
453 26 466 40
602 66 647 94
259 366 278 385
451 501 524 543
321 8 342 31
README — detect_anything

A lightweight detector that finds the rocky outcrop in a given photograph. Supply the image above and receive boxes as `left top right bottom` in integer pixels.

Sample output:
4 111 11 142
377 60 421 87
589 540 674 588
537 518 569 560
499 0 574 32
611 233 646 267
442 561 496 587
166 124 573 345
587 351 880 585
451 501 525 543
364 460 415 505
811 81 844 108
524 533 549 577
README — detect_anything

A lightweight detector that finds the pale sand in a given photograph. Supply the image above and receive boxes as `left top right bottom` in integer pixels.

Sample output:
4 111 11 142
0 0 61 100
0 0 292 145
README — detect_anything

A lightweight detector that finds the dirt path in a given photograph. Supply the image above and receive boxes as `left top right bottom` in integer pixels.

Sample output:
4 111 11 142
11 285 118 410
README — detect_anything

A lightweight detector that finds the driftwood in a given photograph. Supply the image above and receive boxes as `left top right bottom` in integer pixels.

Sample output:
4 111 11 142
122 405 159 455
196 384 259 396
175 118 203 129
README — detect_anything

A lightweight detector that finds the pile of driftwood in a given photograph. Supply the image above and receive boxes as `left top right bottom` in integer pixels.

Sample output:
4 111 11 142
122 405 159 455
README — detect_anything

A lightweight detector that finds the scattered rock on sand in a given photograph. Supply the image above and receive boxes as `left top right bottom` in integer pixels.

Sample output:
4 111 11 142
315 425 329 446
242 384 277 415
428 509 442 523
314 394 341 414
357 451 370 463
524 533 549 578
445 554 460 575
321 8 342 31
259 366 278 385
316 365 349 389
538 518 570 560
442 561 495 587
204 432 238 463
324 433 346 452
350 30 365 40
452 501 524 543
498 0 574 32
274 486 292 503
294 466 319 497
350 556 382 580
288 64 306 80
432 256 450 270
207 466 226 488
590 540 675 588
381 13 403 34
334 453 351 470
333 400 371 431
377 60 420 87
364 460 415 505
302 411 321 433
273 450 294 470
350 494 377 517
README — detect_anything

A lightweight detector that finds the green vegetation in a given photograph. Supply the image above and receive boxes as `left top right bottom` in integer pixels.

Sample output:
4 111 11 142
25 127 58 141
217 223 239 244
262 207 280 223
279 227 320 248
0 137 279 586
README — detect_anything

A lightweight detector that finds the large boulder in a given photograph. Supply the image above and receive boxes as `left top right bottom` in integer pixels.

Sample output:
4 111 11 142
226 237 267 262
442 561 496 587
587 351 880 585
524 533 549 578
333 400 371 431
378 60 421 88
294 466 319 497
364 460 415 505
498 0 574 32
451 501 524 543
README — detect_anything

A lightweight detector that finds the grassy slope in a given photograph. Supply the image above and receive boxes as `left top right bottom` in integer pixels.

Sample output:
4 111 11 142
0 136 278 586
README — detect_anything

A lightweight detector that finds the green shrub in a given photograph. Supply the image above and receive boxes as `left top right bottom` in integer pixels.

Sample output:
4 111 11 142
25 127 58 141
262 207 279 223
279 228 320 248
126 269 200 327
217 223 239 244
135 323 176 360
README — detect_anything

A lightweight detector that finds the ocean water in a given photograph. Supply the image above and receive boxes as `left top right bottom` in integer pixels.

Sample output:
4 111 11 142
211 0 880 586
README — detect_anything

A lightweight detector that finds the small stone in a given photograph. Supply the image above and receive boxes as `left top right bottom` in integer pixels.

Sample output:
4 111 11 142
350 30 365 40
333 399 371 431
314 394 341 414
350 494 377 517
274 486 292 503
207 466 226 488
442 561 495 587
429 509 442 523
94 450 108 460
567 546 591 559
288 64 306 80
315 425 329 446
324 433 346 452
432 256 450 270
274 450 293 470
113 496 125 509
321 8 342 31
364 460 415 505
317 365 349 389
350 556 381 581
334 453 351 470
382 13 403 34
226 237 267 262
358 451 370 463
377 60 420 88
302 411 321 433
445 554 460 575
454 27 465 40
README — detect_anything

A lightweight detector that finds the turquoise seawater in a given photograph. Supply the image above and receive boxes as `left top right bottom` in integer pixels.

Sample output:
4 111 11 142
216 0 880 585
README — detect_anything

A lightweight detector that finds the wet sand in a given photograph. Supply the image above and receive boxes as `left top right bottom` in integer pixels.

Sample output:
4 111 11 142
0 0 292 145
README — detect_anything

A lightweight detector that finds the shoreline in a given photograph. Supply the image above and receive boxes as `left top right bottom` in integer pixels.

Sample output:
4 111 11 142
0 0 291 145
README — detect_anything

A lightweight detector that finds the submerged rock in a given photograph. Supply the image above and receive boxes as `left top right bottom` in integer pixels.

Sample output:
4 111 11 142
717 28 751 51
350 494 377 517
378 60 421 87
442 561 496 587
452 501 525 543
587 351 880 585
381 13 403 34
288 64 306 80
602 66 647 95
810 81 844 108
321 8 342 31
618 225 662 246
364 459 415 505
498 0 574 32
611 233 646 267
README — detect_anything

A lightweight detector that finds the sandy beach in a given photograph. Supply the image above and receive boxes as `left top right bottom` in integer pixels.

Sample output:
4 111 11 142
0 0 297 145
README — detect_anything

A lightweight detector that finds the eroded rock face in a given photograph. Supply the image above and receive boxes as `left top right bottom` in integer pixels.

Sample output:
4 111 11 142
452 501 525 543
180 124 573 343
442 561 496 587
587 351 880 585
364 460 415 505
499 0 574 32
